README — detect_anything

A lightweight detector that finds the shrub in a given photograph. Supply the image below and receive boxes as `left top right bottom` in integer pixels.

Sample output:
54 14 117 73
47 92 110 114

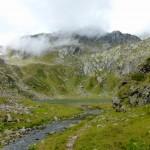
131 73 145 81
125 138 149 150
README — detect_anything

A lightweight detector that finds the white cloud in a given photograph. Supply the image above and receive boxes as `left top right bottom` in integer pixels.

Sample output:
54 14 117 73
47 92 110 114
110 0 150 34
0 0 48 44
22 0 111 31
0 0 150 45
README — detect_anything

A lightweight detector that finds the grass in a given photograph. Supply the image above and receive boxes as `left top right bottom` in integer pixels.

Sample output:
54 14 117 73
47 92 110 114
29 117 96 150
34 104 150 150
35 98 111 105
21 63 81 96
130 72 146 81
6 49 121 99
0 99 82 131
5 38 150 100
0 97 8 105
3 38 150 150
20 61 120 99
0 98 83 147
5 49 120 99
74 105 150 150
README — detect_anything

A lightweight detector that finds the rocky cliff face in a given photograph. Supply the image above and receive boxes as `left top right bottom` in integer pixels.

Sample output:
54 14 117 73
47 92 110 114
114 57 150 110
99 31 141 45
73 31 141 46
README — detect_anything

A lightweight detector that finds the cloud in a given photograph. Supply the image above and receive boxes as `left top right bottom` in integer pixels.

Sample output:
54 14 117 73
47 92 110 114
0 0 49 44
24 0 111 29
8 36 50 55
7 33 80 55
0 0 111 45
0 0 150 45
110 0 150 34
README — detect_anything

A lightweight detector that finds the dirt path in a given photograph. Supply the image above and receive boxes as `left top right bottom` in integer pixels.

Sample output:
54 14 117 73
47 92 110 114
66 125 89 150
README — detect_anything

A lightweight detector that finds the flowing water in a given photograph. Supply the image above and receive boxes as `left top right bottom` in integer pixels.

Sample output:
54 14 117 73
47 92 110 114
4 109 101 150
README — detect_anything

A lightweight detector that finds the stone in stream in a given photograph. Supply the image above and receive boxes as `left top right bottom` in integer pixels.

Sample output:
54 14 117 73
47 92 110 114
0 58 5 64
20 127 26 134
54 116 58 121
4 129 13 135
4 114 13 122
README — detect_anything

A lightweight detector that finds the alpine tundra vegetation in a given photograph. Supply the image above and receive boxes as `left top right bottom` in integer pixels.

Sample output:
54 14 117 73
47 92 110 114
0 30 150 150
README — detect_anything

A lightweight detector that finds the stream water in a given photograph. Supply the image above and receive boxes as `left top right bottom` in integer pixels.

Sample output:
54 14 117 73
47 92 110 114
4 109 100 150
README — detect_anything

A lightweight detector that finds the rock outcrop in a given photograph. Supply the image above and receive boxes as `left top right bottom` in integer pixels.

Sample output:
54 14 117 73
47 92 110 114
99 31 141 45
116 57 150 108
0 58 5 64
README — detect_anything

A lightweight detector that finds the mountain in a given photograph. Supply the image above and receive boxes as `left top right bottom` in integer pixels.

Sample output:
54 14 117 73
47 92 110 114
72 31 141 46
1 30 150 149
27 30 141 47
3 31 147 99
2 30 150 103
7 31 141 60
99 31 141 45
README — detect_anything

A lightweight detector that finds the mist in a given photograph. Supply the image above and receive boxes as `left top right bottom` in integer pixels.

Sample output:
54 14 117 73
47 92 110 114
7 36 50 55
0 0 111 45
7 32 81 55
1 0 150 55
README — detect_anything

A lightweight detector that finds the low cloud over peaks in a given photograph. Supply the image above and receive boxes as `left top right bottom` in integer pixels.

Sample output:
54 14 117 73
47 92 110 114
0 0 150 45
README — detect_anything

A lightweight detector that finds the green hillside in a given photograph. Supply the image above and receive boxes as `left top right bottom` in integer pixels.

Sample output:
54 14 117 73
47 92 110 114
1 32 150 149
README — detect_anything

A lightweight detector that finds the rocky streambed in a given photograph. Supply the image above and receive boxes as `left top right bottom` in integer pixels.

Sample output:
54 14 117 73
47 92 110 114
3 109 101 150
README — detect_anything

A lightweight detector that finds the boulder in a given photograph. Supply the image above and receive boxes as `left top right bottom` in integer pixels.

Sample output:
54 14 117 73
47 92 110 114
4 114 13 122
0 58 5 64
112 97 121 109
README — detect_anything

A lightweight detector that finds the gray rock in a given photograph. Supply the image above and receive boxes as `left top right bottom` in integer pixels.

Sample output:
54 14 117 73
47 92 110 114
112 97 121 108
4 129 13 135
4 114 13 122
20 127 26 133
0 58 5 64
54 116 58 121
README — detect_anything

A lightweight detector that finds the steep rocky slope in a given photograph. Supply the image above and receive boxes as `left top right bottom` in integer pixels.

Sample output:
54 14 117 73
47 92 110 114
116 57 150 109
0 59 20 97
4 31 149 100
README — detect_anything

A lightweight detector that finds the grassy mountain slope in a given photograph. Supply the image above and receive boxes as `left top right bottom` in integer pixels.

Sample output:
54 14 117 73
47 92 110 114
1 32 150 105
5 37 150 99
1 31 150 149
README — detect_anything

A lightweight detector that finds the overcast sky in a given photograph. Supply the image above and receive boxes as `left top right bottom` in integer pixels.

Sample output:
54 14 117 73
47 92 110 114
0 0 150 44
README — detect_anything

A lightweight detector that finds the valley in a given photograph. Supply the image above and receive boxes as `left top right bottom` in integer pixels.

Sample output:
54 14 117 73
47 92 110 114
0 31 150 150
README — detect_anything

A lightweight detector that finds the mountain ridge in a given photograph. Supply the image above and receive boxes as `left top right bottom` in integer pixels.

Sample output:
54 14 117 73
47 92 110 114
2 30 149 100
25 30 141 47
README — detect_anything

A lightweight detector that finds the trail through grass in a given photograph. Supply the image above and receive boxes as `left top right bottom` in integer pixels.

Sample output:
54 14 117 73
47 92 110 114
34 104 150 150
